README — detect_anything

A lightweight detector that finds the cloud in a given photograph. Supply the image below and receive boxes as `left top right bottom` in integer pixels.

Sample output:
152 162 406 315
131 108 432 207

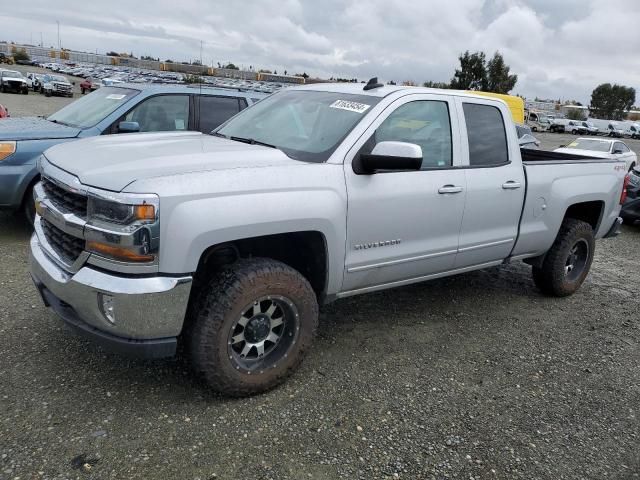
1 0 639 103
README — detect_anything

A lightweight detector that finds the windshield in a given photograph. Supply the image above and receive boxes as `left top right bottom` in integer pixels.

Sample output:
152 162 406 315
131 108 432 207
564 139 611 152
3 70 23 79
215 90 381 162
48 87 139 129
46 75 68 83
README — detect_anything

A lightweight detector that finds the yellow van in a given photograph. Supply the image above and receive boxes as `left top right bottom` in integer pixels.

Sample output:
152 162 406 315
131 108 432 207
466 91 524 124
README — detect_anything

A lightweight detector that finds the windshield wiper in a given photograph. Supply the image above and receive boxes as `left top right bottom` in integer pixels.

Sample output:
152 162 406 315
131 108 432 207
229 136 277 149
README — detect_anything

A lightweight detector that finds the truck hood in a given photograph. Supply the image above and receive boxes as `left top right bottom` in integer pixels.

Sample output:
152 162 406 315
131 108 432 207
0 117 81 141
44 131 304 191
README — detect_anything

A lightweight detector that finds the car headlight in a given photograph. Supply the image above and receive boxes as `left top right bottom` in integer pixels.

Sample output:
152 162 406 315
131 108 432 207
87 196 156 225
0 142 16 161
85 193 159 264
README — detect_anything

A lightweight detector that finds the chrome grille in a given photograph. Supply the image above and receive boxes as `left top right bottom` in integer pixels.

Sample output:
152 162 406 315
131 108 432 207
41 177 87 218
41 218 84 263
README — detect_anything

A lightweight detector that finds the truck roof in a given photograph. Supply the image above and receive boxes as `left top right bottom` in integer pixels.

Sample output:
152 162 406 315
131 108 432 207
293 82 507 103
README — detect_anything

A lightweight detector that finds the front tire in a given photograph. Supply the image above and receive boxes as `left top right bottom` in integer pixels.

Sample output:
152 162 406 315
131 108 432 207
187 258 318 396
532 219 595 297
23 184 36 225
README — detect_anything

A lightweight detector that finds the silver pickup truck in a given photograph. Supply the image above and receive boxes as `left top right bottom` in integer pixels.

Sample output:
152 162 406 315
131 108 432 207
30 81 628 396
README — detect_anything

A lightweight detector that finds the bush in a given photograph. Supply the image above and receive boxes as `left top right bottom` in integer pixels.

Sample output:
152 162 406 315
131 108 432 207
183 74 203 84
12 49 30 62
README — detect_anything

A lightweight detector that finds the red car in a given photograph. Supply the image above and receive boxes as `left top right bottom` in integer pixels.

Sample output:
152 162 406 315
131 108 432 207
0 104 9 118
80 78 100 94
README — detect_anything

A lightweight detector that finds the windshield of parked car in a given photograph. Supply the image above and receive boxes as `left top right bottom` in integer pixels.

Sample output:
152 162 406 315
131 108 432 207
3 70 23 79
48 87 139 129
214 90 381 162
47 75 68 83
564 139 611 152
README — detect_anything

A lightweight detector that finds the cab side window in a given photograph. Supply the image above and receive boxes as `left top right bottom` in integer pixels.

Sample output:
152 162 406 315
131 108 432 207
361 100 453 169
463 103 509 166
124 95 190 132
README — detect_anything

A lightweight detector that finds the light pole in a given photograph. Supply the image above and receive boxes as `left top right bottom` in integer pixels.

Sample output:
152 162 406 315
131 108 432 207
56 20 60 50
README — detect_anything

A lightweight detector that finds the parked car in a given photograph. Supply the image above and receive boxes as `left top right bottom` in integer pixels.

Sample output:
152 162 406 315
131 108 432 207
564 120 587 135
548 118 569 133
554 137 637 171
0 69 29 94
29 83 626 396
526 111 551 132
80 77 100 94
516 123 540 149
620 121 640 139
581 121 600 135
0 104 9 118
0 84 265 221
26 72 45 92
588 119 625 138
41 74 73 97
620 166 640 224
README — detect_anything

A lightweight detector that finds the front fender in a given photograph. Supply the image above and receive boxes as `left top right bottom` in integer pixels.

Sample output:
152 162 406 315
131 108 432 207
159 188 347 296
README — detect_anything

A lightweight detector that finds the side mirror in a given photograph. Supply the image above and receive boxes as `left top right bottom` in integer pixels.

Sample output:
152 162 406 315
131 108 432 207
355 141 422 174
118 121 140 133
613 148 624 155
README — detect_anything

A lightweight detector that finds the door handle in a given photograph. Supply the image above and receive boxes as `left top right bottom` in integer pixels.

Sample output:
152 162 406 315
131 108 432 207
502 181 522 190
438 185 464 194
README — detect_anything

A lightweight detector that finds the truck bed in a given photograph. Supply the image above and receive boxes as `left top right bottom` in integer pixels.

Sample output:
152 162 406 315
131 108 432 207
521 148 605 163
512 149 626 260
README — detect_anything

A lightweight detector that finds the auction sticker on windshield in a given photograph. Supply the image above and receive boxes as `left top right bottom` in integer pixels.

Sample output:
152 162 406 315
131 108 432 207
106 94 126 100
330 100 371 114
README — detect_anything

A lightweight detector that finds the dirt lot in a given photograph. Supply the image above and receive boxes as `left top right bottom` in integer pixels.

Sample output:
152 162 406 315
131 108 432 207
0 88 639 479
1 210 639 480
0 64 84 118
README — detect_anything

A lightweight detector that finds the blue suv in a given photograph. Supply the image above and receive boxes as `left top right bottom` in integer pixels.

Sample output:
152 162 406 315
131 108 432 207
0 83 265 221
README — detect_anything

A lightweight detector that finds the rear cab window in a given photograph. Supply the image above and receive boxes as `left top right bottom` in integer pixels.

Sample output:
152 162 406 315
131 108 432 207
462 103 509 167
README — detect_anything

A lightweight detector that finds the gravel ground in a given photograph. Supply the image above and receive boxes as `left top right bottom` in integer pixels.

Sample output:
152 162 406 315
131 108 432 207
0 210 639 480
0 64 83 118
0 86 639 479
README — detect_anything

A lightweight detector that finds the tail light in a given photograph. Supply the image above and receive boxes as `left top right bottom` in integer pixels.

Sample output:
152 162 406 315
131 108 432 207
620 173 630 205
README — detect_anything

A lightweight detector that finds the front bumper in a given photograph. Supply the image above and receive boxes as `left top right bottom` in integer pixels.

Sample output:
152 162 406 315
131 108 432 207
30 233 192 358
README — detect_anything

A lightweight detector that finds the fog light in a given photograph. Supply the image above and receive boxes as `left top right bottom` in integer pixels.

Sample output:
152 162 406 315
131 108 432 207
99 293 116 324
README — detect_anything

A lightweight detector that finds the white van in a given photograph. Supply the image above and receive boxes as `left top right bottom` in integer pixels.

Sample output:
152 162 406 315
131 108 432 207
620 121 640 139
588 119 625 138
525 111 551 132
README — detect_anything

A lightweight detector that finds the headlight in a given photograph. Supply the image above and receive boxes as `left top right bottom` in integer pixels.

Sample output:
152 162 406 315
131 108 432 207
0 142 16 161
85 193 159 265
88 196 156 225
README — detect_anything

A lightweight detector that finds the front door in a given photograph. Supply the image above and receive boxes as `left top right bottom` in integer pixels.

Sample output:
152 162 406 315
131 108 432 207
342 94 466 293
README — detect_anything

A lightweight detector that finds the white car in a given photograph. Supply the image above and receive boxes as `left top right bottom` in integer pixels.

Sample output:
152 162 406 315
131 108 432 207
554 137 637 172
581 121 600 135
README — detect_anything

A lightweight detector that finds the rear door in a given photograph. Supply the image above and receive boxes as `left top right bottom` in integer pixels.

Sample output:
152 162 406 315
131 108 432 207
342 93 467 292
453 98 526 268
196 95 247 133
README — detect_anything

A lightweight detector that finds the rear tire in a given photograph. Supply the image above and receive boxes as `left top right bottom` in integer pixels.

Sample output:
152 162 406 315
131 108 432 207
532 219 595 297
187 258 318 396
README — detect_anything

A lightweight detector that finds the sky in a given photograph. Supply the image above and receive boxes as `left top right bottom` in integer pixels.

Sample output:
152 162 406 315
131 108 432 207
1 0 639 104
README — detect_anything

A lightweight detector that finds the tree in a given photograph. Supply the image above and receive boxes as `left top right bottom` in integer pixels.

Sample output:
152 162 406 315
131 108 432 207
106 51 119 57
12 49 30 62
485 52 517 93
450 51 487 90
589 83 636 120
566 109 586 121
224 63 239 70
423 80 450 89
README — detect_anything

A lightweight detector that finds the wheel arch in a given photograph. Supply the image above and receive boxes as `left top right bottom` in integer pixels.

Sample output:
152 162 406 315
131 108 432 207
191 230 330 302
